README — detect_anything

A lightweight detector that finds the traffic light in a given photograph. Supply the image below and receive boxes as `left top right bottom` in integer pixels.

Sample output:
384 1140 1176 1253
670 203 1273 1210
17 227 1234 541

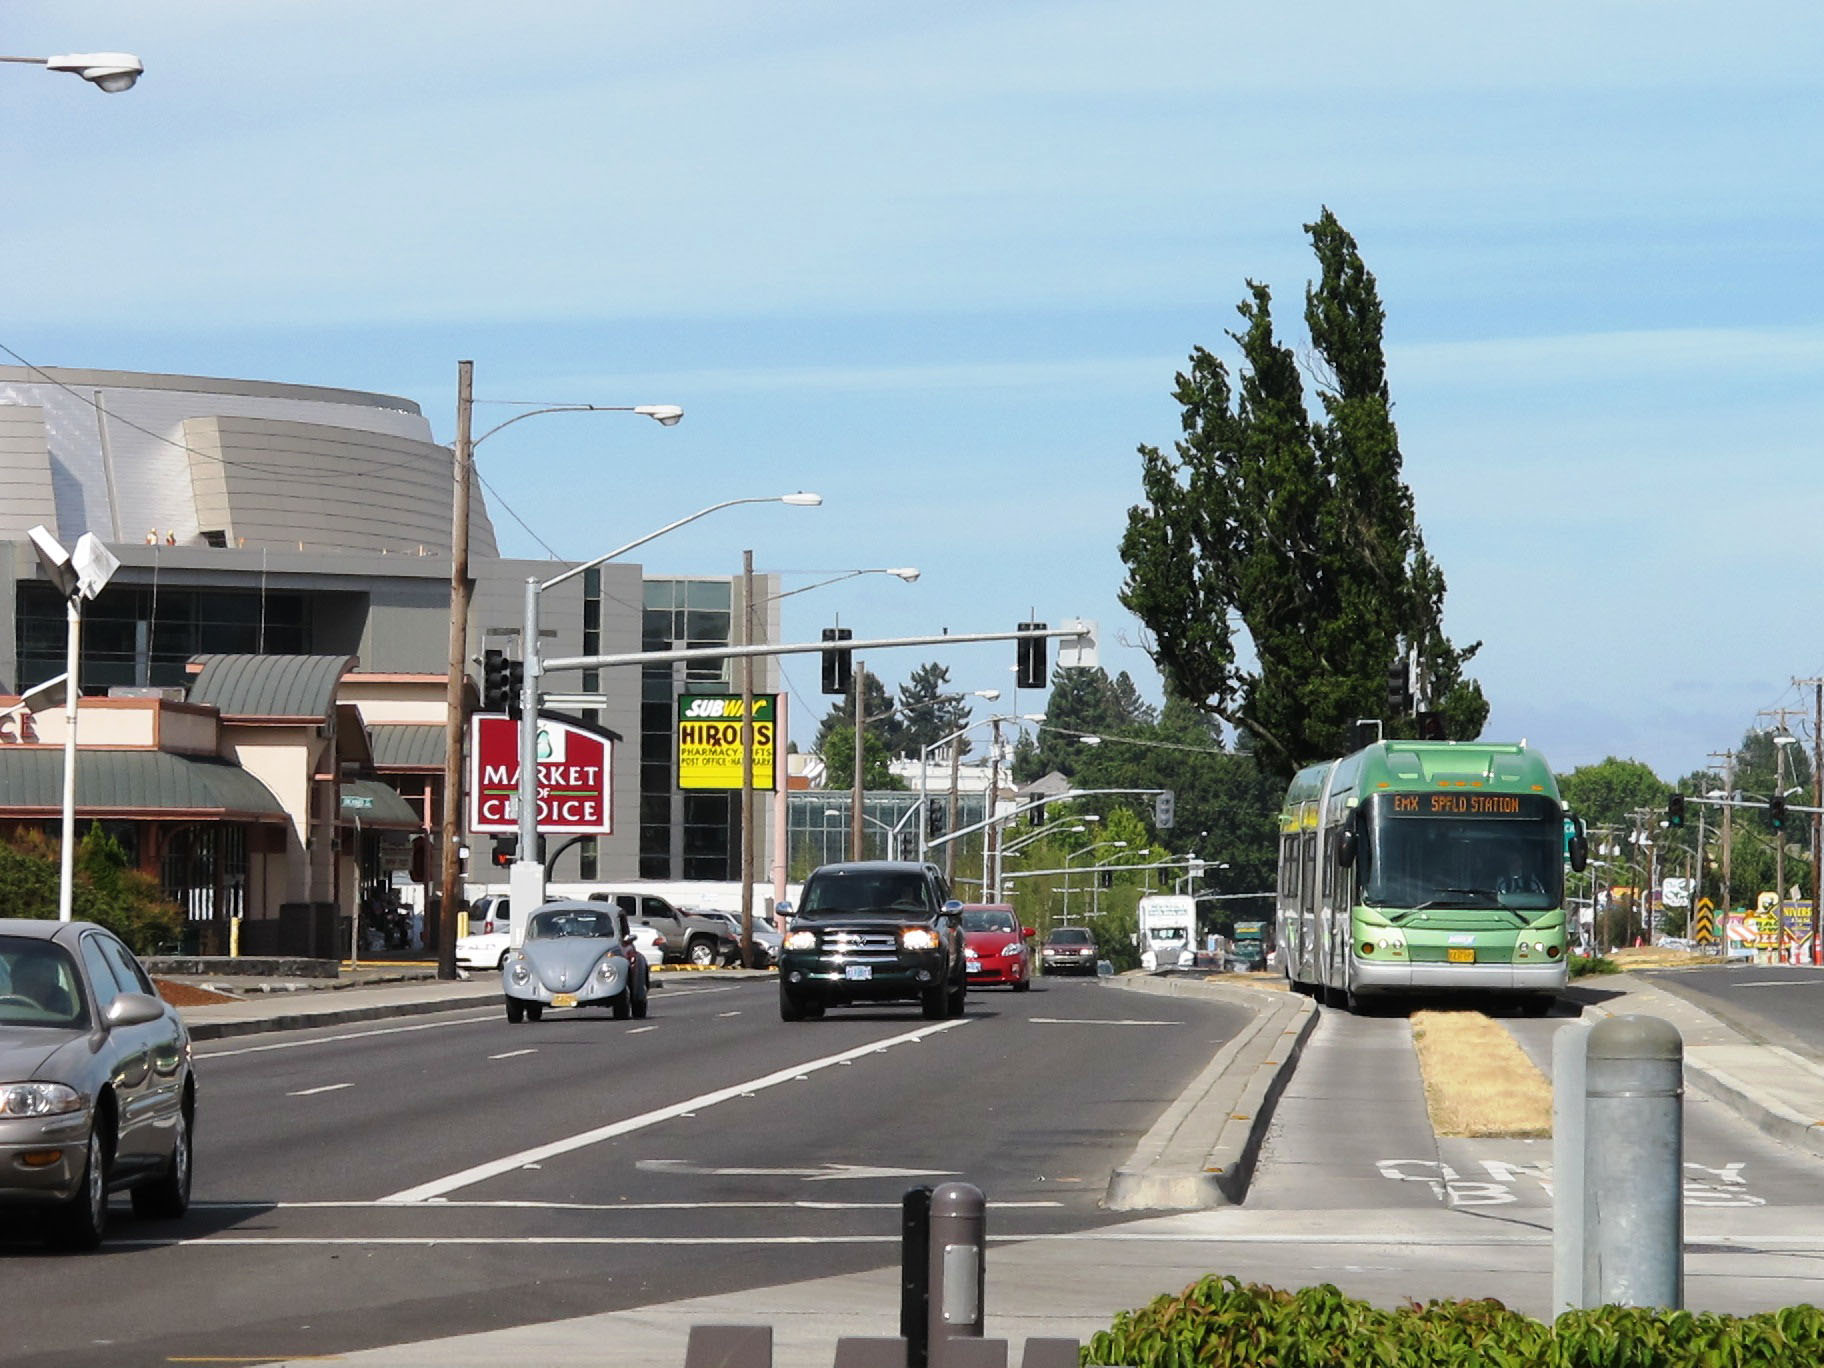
1029 797 1047 827
1770 795 1787 830
1154 790 1176 829
1016 622 1047 690
1667 793 1686 829
820 627 853 695
1416 711 1446 741
491 836 516 868
926 798 945 839
1099 869 1113 889
506 659 526 720
1386 659 1411 714
482 649 512 713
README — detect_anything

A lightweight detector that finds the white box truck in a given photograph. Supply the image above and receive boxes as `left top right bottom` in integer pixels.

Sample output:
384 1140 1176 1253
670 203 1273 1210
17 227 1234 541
1136 893 1197 971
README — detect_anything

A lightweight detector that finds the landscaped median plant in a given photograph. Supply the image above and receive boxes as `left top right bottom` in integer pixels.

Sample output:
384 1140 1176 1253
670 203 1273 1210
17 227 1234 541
1081 1274 1824 1367
1570 953 1620 976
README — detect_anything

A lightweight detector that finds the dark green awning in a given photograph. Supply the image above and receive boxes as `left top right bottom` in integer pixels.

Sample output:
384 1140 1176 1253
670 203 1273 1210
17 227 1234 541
0 749 287 822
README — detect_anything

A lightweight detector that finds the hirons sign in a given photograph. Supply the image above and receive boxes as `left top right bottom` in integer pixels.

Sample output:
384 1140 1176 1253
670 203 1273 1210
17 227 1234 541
468 713 613 835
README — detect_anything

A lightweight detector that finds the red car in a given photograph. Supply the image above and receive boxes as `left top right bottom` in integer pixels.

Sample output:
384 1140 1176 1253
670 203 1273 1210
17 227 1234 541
960 904 1035 991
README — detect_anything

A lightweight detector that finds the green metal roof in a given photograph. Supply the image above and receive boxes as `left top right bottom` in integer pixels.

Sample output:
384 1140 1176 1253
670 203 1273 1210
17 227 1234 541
338 779 421 830
188 654 355 721
369 724 445 771
0 749 287 821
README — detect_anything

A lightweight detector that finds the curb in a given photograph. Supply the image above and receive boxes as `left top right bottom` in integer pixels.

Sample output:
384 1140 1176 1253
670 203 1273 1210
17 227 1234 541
1102 975 1317 1210
181 991 499 1042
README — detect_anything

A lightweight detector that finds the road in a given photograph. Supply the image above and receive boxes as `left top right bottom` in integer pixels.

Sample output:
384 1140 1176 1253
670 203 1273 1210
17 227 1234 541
1636 962 1824 1060
0 975 1252 1368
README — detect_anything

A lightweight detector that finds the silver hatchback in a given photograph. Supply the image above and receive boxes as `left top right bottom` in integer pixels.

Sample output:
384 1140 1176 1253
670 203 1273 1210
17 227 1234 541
0 919 196 1250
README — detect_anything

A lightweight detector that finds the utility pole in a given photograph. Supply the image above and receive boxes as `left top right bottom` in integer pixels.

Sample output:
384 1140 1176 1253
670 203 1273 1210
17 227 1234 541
1797 677 1824 965
1709 749 1735 919
850 661 867 860
983 715 1004 899
436 360 474 981
739 550 757 967
1762 707 1806 963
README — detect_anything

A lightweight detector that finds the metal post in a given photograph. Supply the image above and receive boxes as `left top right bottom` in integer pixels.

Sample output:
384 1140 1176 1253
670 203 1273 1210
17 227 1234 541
983 718 1002 899
925 1181 985 1368
901 1185 933 1368
851 661 867 861
1551 1021 1590 1317
508 575 544 941
945 739 962 884
437 361 474 979
740 550 757 966
57 594 80 921
1583 1015 1684 1309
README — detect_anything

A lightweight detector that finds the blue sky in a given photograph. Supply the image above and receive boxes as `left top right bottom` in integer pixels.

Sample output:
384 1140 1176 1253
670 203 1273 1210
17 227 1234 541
7 2 1824 779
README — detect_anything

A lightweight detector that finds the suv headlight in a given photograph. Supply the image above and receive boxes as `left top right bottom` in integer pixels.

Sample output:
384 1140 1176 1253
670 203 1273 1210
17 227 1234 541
901 927 940 951
0 1082 84 1118
784 930 817 951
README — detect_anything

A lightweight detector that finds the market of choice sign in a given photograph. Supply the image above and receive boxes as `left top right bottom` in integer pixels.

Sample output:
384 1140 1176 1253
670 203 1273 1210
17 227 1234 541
468 713 613 834
678 694 777 791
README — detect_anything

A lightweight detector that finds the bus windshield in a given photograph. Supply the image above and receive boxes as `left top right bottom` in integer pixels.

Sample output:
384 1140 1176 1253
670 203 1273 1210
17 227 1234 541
1358 793 1562 914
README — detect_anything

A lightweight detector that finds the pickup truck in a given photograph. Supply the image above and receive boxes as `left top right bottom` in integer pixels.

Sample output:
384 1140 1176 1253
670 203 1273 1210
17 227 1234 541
588 891 737 967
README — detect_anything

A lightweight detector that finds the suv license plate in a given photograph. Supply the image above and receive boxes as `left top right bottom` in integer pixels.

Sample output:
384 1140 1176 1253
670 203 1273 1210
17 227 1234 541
1447 948 1475 964
551 993 578 1007
845 965 873 981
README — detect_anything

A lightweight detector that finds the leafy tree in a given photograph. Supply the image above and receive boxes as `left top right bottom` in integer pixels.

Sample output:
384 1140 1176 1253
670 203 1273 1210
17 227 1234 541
820 723 904 792
1557 757 1669 829
813 670 903 759
0 826 182 953
1119 209 1486 781
1029 667 1125 778
895 661 972 759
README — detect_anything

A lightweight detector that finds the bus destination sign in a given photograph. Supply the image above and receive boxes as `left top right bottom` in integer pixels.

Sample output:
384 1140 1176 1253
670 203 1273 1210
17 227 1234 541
1388 792 1552 818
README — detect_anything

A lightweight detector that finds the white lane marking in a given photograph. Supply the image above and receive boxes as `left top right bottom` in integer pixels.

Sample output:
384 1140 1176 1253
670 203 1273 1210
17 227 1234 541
380 1019 970 1204
187 1198 1064 1211
286 1082 353 1097
1732 979 1814 988
198 1011 500 1058
1028 1017 1180 1027
717 1011 742 1017
627 1026 658 1035
636 1160 957 1181
489 1049 537 1060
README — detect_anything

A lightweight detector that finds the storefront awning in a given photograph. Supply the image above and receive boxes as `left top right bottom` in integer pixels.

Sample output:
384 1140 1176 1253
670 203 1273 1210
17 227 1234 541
338 779 422 831
0 749 288 823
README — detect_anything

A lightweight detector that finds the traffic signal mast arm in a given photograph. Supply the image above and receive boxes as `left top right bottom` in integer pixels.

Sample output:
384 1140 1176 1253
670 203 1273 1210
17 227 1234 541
924 787 1170 851
1679 794 1824 815
542 622 1094 675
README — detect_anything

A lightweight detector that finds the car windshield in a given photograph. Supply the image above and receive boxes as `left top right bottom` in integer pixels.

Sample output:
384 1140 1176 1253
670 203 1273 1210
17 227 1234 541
1150 927 1188 942
962 909 1018 933
0 938 87 1029
527 909 617 940
1049 928 1092 944
798 870 935 919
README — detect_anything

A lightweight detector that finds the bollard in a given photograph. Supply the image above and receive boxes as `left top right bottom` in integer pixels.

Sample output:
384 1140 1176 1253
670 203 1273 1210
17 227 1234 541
926 1182 986 1368
1551 1021 1590 1317
1583 1015 1684 1309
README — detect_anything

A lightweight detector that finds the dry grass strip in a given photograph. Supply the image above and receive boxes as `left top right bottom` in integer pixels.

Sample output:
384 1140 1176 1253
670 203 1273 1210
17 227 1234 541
1410 1009 1553 1137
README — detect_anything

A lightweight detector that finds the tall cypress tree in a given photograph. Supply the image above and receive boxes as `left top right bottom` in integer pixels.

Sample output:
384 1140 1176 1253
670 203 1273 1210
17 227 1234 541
1119 209 1486 780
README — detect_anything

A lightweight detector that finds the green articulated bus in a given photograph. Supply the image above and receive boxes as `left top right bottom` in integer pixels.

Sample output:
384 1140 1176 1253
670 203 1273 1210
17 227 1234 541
1276 739 1588 1015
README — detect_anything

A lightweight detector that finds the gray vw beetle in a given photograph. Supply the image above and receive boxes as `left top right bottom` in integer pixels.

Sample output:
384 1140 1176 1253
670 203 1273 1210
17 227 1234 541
501 901 651 1023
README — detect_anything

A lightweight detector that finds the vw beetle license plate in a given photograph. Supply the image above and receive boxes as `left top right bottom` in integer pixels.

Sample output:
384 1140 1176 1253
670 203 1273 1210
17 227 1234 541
844 965 872 981
551 992 578 1007
1447 948 1475 964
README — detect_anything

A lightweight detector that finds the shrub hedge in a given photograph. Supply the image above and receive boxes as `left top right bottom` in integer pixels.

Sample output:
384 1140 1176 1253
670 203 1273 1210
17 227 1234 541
1082 1275 1824 1367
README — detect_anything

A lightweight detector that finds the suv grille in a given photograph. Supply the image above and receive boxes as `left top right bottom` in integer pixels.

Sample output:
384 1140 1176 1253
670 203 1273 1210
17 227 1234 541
822 929 899 955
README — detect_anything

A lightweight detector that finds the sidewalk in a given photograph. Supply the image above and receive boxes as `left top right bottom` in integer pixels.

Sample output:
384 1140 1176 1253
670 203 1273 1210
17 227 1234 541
166 967 1824 1366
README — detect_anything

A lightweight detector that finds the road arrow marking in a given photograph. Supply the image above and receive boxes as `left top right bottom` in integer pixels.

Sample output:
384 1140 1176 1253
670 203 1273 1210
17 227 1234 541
636 1160 959 1181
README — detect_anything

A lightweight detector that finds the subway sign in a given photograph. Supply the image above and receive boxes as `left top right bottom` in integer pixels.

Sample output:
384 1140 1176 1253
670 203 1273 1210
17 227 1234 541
468 713 613 834
678 693 777 791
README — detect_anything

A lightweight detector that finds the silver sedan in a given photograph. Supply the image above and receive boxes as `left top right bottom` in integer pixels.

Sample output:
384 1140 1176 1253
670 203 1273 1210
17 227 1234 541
0 919 195 1250
501 901 652 1023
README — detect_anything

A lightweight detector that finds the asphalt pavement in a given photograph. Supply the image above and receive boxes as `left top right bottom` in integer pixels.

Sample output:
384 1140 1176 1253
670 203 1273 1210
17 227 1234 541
159 961 1824 1367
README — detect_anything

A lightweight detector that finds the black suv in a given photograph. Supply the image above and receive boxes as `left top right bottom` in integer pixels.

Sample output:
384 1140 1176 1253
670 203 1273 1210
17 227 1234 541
776 861 967 1021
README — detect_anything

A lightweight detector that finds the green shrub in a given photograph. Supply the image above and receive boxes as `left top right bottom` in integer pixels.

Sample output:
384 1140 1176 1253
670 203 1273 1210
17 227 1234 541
0 827 183 955
1082 1275 1824 1367
1570 953 1620 977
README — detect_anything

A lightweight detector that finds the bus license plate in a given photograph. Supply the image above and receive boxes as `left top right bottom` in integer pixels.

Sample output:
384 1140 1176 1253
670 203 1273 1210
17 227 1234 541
845 965 872 981
551 993 577 1007
1447 948 1475 964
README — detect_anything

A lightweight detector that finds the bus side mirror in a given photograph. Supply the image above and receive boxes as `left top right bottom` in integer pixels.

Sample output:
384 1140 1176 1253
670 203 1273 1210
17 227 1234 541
1337 829 1357 868
1569 834 1588 873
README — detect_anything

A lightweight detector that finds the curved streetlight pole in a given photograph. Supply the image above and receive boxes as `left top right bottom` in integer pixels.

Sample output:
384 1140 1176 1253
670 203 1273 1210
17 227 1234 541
438 363 687 978
1063 840 1127 922
1 52 143 92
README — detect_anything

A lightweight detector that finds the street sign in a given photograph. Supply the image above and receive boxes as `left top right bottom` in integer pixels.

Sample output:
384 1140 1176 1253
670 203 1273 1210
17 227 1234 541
468 712 613 835
677 693 777 791
1693 896 1715 945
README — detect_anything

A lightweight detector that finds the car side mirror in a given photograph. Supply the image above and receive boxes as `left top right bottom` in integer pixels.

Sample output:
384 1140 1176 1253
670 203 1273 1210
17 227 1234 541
942 899 964 914
1023 926 1036 939
105 992 166 1029
775 900 793 917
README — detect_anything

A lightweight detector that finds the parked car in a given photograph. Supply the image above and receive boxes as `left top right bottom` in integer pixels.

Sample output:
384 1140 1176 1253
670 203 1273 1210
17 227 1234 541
776 861 967 1021
1040 925 1098 976
455 895 514 970
587 892 737 967
960 904 1034 991
501 901 651 1023
689 909 783 966
0 919 196 1250
627 924 668 966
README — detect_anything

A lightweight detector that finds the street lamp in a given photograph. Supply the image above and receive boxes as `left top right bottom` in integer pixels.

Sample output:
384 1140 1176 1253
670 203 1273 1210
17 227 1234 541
1063 840 1126 921
1 52 143 92
849 683 997 863
509 493 824 932
915 711 1042 867
772 567 919 601
438 364 688 977
26 526 120 920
